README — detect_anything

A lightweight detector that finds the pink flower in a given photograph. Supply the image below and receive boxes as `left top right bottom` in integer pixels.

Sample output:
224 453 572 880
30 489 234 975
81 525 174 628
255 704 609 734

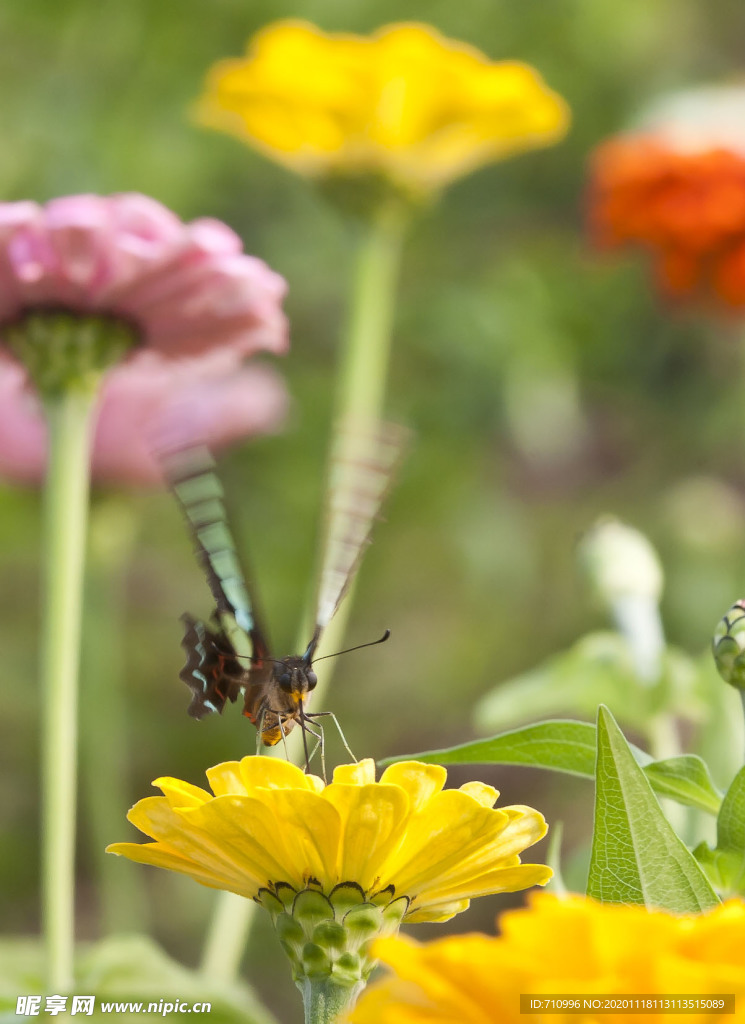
0 193 288 360
0 354 288 486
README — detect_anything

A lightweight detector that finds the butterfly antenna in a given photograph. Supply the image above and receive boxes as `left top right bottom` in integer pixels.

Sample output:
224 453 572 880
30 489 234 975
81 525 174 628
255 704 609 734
312 629 391 664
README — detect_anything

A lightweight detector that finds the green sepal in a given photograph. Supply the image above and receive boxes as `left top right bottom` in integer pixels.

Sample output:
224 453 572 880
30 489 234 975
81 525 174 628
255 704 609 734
292 890 334 932
6 310 137 397
301 943 332 979
260 881 407 994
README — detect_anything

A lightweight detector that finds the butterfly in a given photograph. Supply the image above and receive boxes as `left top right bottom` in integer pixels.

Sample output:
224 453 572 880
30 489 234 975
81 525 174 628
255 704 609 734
165 423 403 755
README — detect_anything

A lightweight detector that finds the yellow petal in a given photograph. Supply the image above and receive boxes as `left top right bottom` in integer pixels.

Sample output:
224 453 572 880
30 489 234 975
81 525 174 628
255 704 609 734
323 782 409 890
106 842 254 896
130 797 264 890
404 898 472 923
421 863 553 906
205 760 248 797
381 789 510 892
180 794 305 890
257 788 342 884
151 777 211 809
458 780 498 807
379 762 447 811
238 755 316 792
332 759 377 786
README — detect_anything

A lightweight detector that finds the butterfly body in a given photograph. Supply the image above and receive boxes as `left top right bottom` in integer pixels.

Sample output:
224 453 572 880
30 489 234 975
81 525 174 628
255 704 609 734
168 425 403 750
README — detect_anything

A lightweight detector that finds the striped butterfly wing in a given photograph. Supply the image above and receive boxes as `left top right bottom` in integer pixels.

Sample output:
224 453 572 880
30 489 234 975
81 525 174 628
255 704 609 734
166 445 271 719
309 421 406 658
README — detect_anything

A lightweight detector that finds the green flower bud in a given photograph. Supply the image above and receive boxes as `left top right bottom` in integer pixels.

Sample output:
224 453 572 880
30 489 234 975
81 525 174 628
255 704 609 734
712 600 745 690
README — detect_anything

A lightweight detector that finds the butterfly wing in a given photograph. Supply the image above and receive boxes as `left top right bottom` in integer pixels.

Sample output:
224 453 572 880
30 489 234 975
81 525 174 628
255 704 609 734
165 445 272 714
179 614 245 719
310 421 407 657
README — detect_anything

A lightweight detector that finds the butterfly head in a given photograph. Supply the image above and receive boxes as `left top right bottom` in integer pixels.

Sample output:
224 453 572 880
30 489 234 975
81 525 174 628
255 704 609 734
273 655 318 701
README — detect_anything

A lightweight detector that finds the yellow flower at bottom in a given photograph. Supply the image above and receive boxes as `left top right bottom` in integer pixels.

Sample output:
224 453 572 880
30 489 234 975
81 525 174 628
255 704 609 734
349 893 745 1024
108 758 550 923
109 758 549 998
196 21 569 199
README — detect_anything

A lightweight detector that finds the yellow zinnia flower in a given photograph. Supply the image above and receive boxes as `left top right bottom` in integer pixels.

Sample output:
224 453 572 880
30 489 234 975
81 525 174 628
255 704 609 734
350 893 745 1024
196 20 569 200
108 758 550 992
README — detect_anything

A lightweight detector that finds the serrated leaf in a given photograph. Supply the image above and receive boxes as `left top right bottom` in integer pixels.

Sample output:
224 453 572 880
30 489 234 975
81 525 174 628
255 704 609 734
587 706 719 911
381 720 721 815
0 936 278 1024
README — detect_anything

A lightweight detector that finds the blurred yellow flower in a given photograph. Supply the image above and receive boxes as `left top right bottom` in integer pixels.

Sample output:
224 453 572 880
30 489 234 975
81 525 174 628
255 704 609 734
108 757 550 923
196 20 569 198
349 893 745 1024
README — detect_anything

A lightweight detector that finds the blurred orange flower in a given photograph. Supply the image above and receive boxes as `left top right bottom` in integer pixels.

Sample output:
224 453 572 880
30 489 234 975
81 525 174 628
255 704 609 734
350 893 745 1024
196 20 569 200
588 86 745 308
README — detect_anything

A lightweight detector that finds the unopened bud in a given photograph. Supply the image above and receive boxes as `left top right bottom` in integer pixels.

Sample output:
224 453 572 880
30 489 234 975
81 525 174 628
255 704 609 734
712 600 745 690
578 517 663 605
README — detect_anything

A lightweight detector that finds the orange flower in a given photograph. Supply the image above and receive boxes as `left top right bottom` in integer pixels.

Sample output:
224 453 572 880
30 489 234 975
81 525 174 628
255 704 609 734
350 893 745 1024
588 86 745 308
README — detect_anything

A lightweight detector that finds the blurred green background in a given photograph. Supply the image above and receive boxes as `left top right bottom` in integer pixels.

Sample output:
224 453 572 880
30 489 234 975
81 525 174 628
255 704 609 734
3 0 745 1017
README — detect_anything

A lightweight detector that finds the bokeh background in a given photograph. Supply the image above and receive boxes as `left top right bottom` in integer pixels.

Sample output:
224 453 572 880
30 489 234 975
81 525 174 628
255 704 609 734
3 0 745 1018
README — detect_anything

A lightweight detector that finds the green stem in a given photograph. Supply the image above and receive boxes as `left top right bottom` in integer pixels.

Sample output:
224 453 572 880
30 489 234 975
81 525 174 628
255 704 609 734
300 978 363 1024
200 890 253 981
199 205 408 982
80 496 148 935
335 204 407 430
41 387 98 991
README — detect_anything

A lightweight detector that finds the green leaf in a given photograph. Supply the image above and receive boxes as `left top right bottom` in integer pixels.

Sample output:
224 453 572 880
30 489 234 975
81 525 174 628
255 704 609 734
695 766 745 897
0 936 278 1024
717 765 745 855
381 720 721 815
587 706 719 911
642 756 722 816
380 720 603 775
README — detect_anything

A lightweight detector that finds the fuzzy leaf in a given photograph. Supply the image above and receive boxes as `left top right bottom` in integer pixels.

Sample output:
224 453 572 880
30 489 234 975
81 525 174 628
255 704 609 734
587 706 719 911
381 720 721 815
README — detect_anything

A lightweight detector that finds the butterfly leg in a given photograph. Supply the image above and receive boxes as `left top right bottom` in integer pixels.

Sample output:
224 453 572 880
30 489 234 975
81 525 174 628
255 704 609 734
306 710 357 764
254 708 266 756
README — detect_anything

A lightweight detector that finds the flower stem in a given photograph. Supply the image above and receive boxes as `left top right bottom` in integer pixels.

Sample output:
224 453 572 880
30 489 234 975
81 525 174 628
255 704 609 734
200 889 253 981
301 978 364 1024
41 386 98 991
80 496 148 935
199 204 408 983
335 202 407 429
